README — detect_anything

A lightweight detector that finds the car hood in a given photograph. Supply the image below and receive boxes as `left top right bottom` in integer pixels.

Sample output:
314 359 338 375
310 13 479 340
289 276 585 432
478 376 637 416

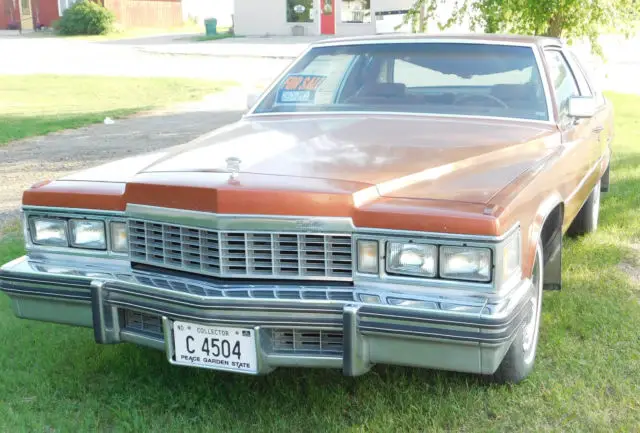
63 114 558 206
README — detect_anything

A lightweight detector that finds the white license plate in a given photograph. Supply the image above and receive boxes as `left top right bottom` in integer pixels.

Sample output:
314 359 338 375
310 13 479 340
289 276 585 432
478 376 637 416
172 321 258 374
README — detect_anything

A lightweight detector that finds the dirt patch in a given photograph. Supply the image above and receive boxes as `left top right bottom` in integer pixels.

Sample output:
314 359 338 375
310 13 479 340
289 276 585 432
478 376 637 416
619 262 640 283
0 91 244 233
619 243 640 304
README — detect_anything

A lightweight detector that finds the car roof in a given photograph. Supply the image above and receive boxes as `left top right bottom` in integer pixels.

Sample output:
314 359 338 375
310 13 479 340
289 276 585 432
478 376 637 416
312 33 564 49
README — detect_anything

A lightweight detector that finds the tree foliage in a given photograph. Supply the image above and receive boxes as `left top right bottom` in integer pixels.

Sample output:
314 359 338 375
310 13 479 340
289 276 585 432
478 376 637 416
404 0 640 56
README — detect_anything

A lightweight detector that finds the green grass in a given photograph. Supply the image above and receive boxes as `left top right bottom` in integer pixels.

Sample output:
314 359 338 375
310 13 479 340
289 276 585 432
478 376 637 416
0 75 232 145
0 93 639 432
193 32 239 42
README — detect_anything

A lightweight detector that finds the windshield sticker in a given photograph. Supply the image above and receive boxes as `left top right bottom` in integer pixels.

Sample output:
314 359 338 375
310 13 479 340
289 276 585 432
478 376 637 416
276 74 327 104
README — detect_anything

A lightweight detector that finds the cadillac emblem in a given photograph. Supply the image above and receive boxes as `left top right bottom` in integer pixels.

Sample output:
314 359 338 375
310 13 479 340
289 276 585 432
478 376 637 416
294 219 323 232
226 156 241 180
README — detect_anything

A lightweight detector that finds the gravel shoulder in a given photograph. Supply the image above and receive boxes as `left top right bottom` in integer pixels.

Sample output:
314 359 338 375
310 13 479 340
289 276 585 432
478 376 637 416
0 90 245 234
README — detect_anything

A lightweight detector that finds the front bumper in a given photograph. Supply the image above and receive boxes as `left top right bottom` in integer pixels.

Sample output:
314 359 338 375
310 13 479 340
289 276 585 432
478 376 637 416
0 256 535 376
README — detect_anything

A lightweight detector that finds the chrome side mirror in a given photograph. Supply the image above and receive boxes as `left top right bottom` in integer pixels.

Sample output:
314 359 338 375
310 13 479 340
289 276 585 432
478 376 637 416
567 96 597 118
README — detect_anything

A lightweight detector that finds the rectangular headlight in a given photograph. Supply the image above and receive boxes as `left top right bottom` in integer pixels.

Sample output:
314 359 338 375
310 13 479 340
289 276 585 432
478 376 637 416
69 220 106 250
357 240 379 274
386 242 437 277
29 218 68 247
440 246 492 282
109 222 128 253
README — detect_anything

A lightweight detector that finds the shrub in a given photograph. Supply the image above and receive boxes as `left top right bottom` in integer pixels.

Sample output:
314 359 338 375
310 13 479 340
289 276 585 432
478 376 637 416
57 0 115 36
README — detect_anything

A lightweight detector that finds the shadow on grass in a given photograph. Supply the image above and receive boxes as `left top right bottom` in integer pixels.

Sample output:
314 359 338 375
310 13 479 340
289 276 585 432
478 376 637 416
27 334 487 429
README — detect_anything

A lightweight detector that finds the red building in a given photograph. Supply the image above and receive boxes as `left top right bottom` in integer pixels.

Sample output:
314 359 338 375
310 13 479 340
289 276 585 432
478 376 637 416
1 0 184 31
0 0 61 30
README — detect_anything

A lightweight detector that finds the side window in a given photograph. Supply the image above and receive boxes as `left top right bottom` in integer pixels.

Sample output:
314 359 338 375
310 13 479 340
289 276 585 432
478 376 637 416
568 50 606 106
544 50 580 117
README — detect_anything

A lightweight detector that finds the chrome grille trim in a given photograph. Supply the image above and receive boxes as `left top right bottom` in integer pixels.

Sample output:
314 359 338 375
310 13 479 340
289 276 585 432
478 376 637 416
128 219 353 281
121 311 345 356
132 274 356 301
270 329 344 355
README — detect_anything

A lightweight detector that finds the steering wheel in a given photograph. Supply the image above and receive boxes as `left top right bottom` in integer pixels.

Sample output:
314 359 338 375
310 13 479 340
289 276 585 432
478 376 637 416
453 93 509 109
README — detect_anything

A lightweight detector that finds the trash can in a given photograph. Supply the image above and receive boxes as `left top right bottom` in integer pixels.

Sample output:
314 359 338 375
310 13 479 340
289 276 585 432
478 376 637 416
204 18 217 36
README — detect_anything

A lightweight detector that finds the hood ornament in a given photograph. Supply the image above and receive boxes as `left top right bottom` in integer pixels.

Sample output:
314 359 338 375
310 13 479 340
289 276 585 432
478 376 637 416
226 157 241 180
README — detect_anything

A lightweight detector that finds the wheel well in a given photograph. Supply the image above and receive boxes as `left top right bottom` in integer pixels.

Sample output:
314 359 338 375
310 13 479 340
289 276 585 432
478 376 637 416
540 204 564 291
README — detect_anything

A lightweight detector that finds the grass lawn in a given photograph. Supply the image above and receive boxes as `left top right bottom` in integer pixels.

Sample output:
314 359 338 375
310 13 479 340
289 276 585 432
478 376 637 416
193 33 238 42
0 75 232 145
0 93 639 432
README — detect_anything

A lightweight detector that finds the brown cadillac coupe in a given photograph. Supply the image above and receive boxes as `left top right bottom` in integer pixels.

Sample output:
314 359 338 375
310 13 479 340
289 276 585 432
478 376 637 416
0 34 613 383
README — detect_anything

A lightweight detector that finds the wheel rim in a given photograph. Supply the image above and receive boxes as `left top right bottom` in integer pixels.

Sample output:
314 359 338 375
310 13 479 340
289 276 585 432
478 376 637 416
522 247 543 364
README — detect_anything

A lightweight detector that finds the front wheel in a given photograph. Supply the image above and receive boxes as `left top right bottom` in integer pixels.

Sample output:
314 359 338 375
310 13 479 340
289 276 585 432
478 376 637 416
490 242 543 384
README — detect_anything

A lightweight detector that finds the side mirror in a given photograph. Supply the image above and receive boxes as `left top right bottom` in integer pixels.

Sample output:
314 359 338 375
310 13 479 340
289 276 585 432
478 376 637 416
567 96 597 118
246 92 261 110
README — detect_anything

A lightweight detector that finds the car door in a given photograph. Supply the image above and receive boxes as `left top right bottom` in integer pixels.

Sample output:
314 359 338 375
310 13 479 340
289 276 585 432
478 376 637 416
543 48 600 227
565 49 613 168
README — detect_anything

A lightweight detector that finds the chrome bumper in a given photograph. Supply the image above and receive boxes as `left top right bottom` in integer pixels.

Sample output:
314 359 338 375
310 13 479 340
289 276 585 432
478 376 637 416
0 256 535 376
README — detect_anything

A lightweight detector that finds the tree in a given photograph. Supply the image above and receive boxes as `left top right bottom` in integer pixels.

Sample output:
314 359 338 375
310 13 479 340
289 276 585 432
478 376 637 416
403 0 640 56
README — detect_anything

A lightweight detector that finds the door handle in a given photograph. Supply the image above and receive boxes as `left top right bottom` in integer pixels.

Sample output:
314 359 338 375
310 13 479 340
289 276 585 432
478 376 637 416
592 126 604 134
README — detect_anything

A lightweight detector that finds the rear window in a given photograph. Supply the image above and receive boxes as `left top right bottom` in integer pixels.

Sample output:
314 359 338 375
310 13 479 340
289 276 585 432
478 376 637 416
254 42 549 121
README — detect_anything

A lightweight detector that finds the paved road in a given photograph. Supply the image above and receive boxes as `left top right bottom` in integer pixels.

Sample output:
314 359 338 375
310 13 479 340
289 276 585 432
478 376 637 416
0 35 291 88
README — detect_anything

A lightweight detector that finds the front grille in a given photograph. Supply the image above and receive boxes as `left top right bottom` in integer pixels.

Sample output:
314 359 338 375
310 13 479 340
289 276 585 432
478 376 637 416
133 274 355 300
270 329 344 355
128 220 353 281
123 310 162 336
121 311 344 357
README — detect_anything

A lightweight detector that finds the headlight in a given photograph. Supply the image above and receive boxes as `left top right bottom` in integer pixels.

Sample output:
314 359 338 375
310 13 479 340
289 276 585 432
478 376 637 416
29 218 68 247
357 240 379 274
386 242 437 277
440 246 491 282
69 220 106 250
109 222 128 253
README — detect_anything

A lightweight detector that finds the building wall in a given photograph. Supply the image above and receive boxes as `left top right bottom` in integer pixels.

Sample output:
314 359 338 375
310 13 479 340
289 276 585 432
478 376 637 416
233 0 421 37
104 0 183 27
32 0 59 27
0 0 20 29
182 0 233 27
234 0 319 36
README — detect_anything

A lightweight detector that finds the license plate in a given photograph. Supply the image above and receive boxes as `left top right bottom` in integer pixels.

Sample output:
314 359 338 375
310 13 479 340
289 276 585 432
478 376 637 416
172 321 258 374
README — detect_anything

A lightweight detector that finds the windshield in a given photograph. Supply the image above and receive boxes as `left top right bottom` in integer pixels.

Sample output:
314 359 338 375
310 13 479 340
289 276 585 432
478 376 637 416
253 42 549 121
